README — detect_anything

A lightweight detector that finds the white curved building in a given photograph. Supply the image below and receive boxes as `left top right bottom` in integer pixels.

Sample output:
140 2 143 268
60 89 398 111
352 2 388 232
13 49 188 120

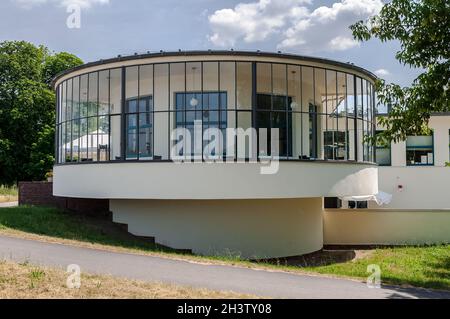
53 51 379 259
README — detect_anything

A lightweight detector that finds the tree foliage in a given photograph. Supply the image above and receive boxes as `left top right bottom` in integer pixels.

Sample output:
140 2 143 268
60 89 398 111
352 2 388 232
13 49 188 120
351 0 449 144
0 41 83 185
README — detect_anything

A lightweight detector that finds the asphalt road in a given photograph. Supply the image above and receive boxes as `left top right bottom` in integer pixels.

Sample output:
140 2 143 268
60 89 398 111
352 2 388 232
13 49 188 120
0 235 449 299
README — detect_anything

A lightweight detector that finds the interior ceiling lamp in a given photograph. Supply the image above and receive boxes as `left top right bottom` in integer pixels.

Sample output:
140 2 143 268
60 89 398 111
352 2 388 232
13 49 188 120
290 70 299 110
190 66 199 108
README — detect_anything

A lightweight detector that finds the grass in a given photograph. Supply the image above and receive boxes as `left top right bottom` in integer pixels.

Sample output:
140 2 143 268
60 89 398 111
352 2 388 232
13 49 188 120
0 206 449 291
0 260 254 299
0 185 18 203
0 206 180 254
302 246 450 291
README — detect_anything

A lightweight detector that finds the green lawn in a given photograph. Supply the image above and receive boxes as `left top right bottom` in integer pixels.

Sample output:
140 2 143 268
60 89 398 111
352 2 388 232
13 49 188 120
0 206 180 254
303 246 450 291
0 206 449 291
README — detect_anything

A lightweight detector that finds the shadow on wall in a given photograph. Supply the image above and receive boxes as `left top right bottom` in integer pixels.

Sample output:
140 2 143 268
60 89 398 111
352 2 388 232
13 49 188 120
329 168 378 198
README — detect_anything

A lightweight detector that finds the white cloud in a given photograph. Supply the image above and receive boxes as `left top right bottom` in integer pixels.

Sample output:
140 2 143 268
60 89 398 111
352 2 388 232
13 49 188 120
374 69 390 77
13 0 109 9
208 0 311 47
208 0 383 53
328 36 360 51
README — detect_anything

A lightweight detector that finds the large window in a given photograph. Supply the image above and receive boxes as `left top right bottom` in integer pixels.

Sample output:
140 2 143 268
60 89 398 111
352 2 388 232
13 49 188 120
125 66 154 160
126 96 153 160
56 59 376 164
406 134 434 166
255 63 292 158
175 92 227 156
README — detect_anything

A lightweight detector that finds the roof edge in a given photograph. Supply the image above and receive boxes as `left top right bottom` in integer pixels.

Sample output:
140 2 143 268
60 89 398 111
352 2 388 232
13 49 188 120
52 50 378 88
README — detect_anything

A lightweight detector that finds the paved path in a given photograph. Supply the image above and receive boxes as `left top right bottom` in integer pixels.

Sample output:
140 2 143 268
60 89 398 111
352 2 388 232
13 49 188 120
0 235 449 299
0 201 18 208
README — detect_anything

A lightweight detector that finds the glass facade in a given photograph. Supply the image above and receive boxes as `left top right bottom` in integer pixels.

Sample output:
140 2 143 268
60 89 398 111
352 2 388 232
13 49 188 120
56 59 376 164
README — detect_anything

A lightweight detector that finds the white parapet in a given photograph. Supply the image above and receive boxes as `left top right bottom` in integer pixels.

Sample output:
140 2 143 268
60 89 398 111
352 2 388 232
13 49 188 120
54 162 378 200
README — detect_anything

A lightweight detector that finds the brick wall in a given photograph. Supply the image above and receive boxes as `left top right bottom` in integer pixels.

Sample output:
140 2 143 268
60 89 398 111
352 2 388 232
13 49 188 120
18 182 109 216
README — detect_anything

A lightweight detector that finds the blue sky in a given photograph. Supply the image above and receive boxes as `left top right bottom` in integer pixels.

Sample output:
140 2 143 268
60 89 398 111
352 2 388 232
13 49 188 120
1 0 420 86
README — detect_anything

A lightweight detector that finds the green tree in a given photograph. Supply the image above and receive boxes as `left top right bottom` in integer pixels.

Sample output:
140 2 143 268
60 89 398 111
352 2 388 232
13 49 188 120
0 41 83 185
351 0 449 143
42 52 83 85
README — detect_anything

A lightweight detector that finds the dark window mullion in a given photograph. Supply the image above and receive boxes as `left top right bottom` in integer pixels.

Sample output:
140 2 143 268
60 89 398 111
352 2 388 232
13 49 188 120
78 76 81 162
218 63 222 156
86 73 90 161
312 67 316 159
300 67 303 159
120 67 126 161
200 62 204 161
285 64 289 158
335 71 339 161
167 63 171 160
55 86 59 163
152 65 155 160
353 75 358 162
70 79 74 162
346 73 350 160
108 69 111 161
65 81 69 162
96 72 100 162
234 62 238 162
184 62 187 160
137 66 140 160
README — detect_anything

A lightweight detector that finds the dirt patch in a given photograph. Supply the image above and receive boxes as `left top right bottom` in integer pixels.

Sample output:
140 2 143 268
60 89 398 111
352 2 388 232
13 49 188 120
0 260 255 299
0 196 18 204
260 249 375 267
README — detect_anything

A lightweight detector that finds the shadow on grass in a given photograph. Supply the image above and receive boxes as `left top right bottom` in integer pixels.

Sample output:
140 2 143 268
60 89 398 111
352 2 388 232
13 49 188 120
420 254 450 290
0 206 190 256
259 250 357 267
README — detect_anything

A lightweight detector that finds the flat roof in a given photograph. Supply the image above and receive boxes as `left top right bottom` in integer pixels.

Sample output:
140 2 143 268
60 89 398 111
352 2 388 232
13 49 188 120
52 50 378 88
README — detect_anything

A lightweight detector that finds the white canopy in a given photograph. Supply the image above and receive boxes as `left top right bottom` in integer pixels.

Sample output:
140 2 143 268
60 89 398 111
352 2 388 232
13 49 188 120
64 130 108 149
339 191 393 206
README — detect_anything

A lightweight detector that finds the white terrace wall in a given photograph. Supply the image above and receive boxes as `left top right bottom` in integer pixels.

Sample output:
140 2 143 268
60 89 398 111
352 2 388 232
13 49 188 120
111 198 324 259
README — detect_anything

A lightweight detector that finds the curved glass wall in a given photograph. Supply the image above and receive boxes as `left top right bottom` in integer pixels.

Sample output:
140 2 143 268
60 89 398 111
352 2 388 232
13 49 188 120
56 60 376 164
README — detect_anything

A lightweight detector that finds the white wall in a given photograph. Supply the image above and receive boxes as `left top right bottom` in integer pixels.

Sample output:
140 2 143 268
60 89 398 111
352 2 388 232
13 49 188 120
371 115 450 210
324 209 450 245
111 198 324 259
390 140 407 167
54 162 378 200
429 116 450 166
373 166 450 210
